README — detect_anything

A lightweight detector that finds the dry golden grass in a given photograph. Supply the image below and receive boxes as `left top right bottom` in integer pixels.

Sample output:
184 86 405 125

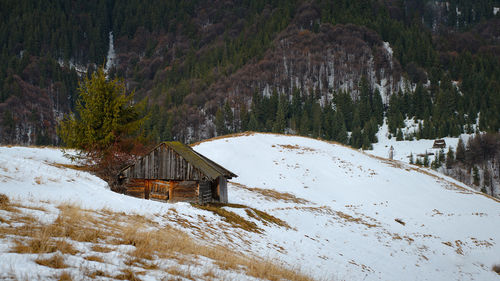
58 271 73 281
0 193 9 206
190 131 256 146
394 218 405 226
245 208 290 229
84 255 104 263
48 162 90 171
114 268 143 281
86 270 112 279
190 131 345 150
91 244 113 253
34 176 43 185
194 203 262 233
493 264 500 275
1 199 315 281
35 254 68 269
230 181 311 204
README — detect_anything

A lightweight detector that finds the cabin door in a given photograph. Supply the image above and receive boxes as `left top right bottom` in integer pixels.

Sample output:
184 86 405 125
199 180 212 204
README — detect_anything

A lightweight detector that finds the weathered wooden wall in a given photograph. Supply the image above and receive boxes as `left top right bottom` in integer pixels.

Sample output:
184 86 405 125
218 176 228 203
169 181 198 203
125 179 147 198
122 145 206 181
125 179 207 204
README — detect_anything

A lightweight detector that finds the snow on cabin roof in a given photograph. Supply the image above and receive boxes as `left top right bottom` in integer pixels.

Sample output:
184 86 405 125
120 141 237 180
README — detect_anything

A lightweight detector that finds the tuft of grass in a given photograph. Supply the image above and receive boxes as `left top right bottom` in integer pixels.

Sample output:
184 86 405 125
49 204 106 243
395 218 405 226
35 254 68 269
0 193 9 206
34 176 43 185
114 268 142 281
91 244 113 253
58 271 72 281
493 264 500 275
49 162 90 171
87 270 113 279
84 255 104 263
13 230 57 254
165 267 195 280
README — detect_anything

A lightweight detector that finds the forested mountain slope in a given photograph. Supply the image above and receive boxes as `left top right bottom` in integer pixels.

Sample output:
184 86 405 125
1 0 500 144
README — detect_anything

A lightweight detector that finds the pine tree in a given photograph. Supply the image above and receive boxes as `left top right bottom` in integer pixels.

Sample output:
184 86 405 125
423 152 430 167
350 126 362 148
337 121 348 144
247 113 259 131
239 103 249 132
215 108 225 136
373 89 384 124
446 147 455 169
58 67 143 152
456 137 466 162
483 168 491 194
473 166 480 186
273 99 286 133
223 101 234 133
396 128 403 141
299 111 310 136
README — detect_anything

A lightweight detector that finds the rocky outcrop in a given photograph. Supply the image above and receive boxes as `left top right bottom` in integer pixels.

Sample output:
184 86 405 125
206 21 403 114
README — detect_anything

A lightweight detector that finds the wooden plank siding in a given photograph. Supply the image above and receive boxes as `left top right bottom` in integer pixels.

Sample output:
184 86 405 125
122 145 207 181
125 179 147 198
119 141 236 204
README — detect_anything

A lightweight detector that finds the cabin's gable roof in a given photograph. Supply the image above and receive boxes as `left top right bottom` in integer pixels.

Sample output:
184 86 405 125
163 141 237 180
120 141 236 180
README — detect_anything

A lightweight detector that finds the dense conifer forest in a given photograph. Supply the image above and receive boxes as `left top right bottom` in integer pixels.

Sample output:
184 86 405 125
0 0 499 146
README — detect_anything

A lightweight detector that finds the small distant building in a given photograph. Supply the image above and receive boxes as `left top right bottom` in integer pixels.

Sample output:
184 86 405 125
432 139 446 149
118 142 237 204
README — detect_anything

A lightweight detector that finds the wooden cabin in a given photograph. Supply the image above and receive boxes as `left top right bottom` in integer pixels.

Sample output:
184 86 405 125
118 142 237 204
432 139 446 149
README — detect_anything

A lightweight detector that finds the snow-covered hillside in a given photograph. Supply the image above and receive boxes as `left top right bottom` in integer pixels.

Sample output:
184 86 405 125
369 120 466 163
1 133 499 280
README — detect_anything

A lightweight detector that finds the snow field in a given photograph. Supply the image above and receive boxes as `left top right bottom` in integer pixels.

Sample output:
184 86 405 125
1 131 499 281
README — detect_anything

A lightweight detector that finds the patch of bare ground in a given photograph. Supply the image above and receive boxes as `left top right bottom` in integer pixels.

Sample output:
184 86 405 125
47 162 90 171
114 268 143 281
190 131 256 146
1 197 315 281
193 203 262 233
194 202 291 232
0 193 9 206
57 271 73 281
276 144 317 153
230 181 311 204
493 264 500 275
244 208 291 229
